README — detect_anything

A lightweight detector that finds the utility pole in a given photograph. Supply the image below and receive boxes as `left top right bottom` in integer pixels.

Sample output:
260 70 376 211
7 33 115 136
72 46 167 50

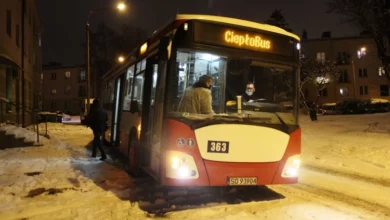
21 0 26 127
86 23 91 112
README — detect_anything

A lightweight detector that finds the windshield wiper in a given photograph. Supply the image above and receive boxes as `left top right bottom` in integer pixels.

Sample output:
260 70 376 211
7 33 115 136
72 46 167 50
273 112 290 133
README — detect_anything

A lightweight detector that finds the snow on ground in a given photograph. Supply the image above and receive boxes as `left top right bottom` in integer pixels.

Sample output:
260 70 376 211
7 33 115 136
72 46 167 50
300 113 390 183
0 113 389 219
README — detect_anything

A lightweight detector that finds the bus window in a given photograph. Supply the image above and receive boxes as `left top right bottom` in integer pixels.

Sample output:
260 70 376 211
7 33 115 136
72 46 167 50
133 72 145 111
136 59 146 74
168 50 297 125
151 64 158 105
173 50 227 113
123 65 135 111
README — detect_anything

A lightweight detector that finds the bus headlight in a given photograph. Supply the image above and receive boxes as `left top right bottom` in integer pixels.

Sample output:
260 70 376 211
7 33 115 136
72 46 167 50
166 150 199 179
282 154 300 178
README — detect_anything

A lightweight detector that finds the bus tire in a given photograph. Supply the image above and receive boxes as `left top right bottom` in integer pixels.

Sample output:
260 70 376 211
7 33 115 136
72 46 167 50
128 128 140 177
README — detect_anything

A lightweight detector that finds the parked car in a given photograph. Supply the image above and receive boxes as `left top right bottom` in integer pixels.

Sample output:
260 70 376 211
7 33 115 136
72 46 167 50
320 103 340 115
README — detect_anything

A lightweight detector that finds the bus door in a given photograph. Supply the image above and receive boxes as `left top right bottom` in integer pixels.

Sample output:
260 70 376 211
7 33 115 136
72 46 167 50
111 76 123 145
140 55 168 176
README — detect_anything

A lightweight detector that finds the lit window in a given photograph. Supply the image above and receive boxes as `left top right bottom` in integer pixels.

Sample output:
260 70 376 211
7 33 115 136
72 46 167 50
339 87 348 96
51 89 57 94
379 67 385 76
79 70 86 81
316 52 325 63
65 71 71 78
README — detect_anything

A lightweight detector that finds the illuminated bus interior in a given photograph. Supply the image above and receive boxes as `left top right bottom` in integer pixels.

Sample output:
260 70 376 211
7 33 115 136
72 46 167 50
169 50 297 125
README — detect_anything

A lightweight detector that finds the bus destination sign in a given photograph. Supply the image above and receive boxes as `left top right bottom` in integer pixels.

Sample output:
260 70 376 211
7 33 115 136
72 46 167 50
224 30 271 50
193 21 294 57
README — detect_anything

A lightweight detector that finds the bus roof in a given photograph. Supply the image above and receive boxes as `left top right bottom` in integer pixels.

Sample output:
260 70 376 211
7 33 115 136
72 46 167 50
175 14 300 41
102 14 300 80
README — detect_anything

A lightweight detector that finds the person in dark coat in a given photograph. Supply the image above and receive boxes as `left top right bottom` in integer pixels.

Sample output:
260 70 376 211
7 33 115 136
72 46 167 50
85 99 108 160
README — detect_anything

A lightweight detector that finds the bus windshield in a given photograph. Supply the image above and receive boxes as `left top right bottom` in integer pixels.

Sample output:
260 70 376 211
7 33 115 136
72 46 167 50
167 49 297 125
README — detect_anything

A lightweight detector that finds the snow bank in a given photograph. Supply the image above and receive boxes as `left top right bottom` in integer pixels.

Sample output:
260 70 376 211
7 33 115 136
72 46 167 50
0 124 48 144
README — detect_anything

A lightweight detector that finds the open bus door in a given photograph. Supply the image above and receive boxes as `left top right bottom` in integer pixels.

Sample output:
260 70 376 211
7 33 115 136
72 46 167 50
136 38 170 178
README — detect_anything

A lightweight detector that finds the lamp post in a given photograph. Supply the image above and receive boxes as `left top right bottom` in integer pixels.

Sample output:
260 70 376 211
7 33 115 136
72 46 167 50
85 2 126 113
352 47 367 99
118 55 125 63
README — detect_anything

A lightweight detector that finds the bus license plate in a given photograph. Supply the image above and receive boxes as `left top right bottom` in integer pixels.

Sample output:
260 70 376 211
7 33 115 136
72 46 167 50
227 177 257 186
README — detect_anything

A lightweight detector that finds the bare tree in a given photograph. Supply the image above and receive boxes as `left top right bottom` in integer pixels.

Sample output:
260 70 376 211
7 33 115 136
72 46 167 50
300 57 341 109
327 0 390 78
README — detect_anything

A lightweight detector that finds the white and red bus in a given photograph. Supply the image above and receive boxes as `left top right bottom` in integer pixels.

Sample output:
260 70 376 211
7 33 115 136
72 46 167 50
101 14 301 187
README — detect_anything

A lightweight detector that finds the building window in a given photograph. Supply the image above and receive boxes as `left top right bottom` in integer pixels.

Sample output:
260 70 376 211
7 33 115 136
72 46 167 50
359 86 368 95
64 100 70 110
339 70 349 83
65 86 71 94
380 85 389 96
316 52 325 63
337 52 348 64
6 10 12 37
358 68 368 77
319 88 328 96
79 70 86 82
78 85 86 97
340 87 348 96
51 89 57 95
379 67 385 76
51 101 56 110
16 24 20 46
65 71 71 79
51 72 56 80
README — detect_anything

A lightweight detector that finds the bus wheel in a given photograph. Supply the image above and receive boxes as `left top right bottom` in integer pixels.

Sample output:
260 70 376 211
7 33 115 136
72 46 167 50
128 129 140 177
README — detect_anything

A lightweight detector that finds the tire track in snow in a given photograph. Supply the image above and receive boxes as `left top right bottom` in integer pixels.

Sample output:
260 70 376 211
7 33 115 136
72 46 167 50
291 183 390 217
303 164 390 187
287 166 390 217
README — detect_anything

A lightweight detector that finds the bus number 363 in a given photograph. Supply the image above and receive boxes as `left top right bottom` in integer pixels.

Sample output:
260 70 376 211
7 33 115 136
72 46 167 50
207 141 230 153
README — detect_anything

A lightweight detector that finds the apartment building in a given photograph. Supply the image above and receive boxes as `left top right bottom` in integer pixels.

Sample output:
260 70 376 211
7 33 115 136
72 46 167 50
301 32 390 105
0 0 42 126
42 65 87 115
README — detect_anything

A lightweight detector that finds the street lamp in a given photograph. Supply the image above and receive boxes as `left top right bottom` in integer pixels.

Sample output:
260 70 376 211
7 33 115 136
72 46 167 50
85 2 126 113
118 55 125 63
352 47 367 99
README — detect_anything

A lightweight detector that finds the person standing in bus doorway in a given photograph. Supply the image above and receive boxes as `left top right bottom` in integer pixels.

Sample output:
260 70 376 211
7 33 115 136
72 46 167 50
85 98 108 161
177 75 215 115
242 82 259 102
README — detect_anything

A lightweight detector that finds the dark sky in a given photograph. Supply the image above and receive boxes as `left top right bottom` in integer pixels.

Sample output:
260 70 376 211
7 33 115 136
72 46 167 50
36 0 359 65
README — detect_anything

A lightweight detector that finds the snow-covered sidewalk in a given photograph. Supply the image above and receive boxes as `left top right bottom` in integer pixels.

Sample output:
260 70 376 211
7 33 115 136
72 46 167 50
0 124 145 220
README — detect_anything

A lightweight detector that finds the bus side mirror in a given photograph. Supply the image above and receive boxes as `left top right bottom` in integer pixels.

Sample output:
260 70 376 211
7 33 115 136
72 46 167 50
130 100 140 113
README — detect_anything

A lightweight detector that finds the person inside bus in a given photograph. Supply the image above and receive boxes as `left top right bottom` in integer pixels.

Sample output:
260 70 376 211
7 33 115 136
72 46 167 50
177 75 215 115
85 98 108 161
242 82 259 102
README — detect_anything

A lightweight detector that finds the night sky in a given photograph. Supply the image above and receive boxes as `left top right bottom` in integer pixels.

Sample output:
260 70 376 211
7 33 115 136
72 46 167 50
36 0 359 65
